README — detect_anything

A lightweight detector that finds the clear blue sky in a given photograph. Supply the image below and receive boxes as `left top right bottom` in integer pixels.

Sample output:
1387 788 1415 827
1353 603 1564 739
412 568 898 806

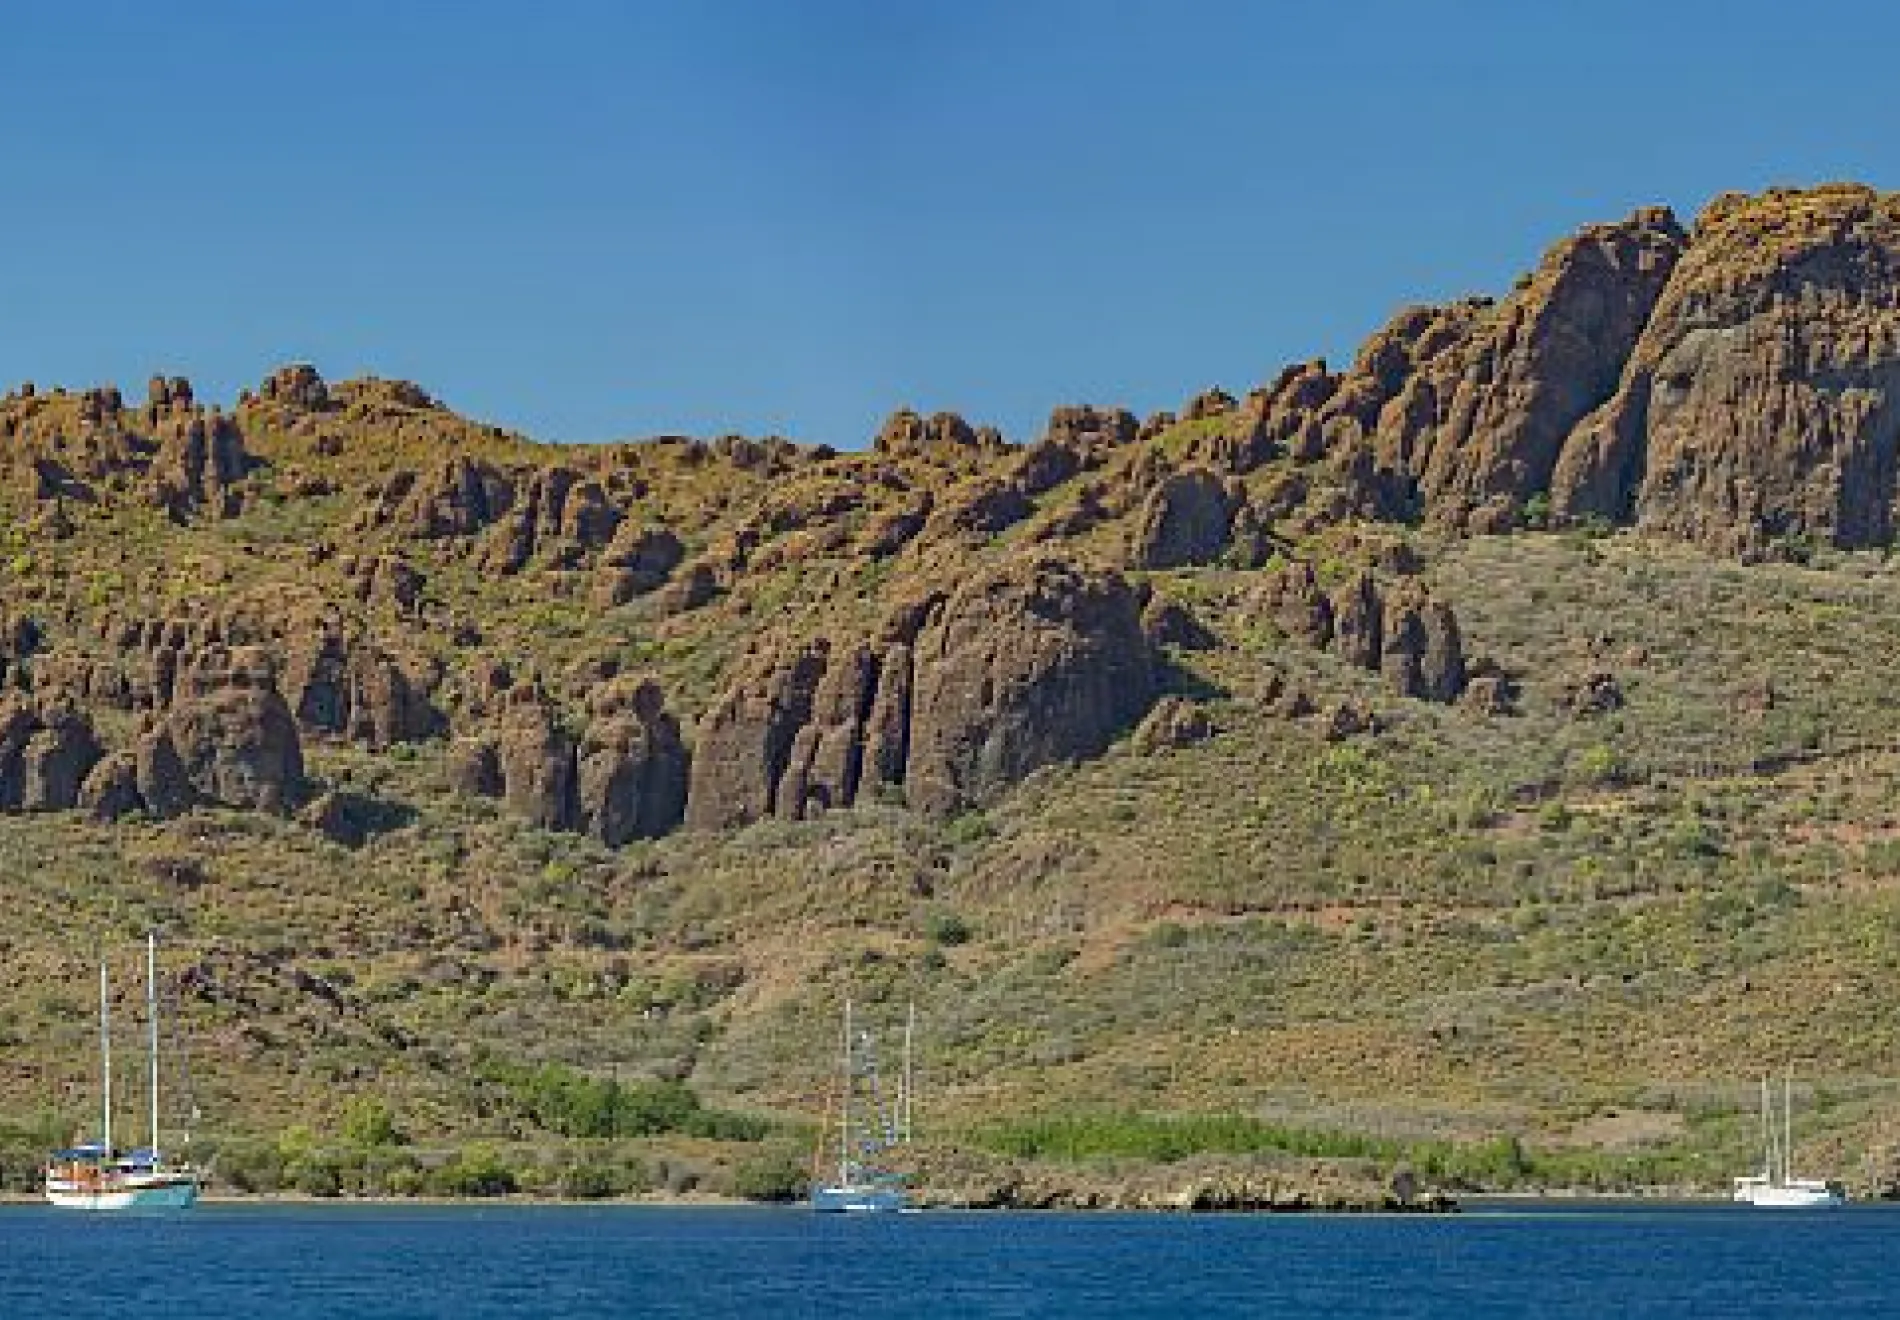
2 0 1893 448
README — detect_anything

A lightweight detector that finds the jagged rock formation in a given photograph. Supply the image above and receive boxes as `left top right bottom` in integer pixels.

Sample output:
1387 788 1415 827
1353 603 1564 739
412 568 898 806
0 698 103 811
872 409 1005 462
163 646 304 812
280 624 441 749
0 373 260 521
593 524 685 606
1128 468 1234 569
1552 185 1900 554
450 676 688 844
1256 561 1467 702
1206 206 1687 530
687 558 1156 827
9 183 1900 853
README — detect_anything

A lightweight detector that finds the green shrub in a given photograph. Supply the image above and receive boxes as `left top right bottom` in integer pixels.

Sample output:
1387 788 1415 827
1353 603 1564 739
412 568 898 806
730 1144 810 1202
926 912 972 946
431 1144 518 1197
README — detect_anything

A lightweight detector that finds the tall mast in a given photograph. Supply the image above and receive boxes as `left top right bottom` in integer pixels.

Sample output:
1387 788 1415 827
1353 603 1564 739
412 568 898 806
147 932 161 1160
1760 1076 1774 1181
901 1002 916 1144
837 998 853 1186
1783 1070 1794 1185
99 957 112 1153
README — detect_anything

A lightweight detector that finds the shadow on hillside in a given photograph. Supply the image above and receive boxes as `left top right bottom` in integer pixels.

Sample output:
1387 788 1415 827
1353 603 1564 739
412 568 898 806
1156 658 1229 702
301 786 419 849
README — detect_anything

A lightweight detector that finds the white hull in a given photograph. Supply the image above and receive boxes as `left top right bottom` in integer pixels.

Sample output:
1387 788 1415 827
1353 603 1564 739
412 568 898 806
1733 1181 1844 1208
811 1183 908 1213
45 1178 198 1212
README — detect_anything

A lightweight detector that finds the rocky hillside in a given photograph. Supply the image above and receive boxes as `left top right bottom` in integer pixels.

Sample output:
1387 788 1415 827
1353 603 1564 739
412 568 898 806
6 183 1900 1191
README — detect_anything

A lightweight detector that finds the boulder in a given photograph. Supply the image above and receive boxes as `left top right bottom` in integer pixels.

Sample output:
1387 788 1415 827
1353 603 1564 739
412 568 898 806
1258 561 1333 647
1131 696 1218 754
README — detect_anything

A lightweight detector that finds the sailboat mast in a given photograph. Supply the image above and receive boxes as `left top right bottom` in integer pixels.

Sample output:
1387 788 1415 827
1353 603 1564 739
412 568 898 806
901 1002 915 1144
838 998 853 1186
1760 1076 1774 1181
147 933 161 1160
1783 1071 1794 1185
99 957 112 1153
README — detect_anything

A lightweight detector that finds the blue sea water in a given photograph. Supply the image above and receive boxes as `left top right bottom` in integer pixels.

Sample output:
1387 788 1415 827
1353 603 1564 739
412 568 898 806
2 1201 1896 1318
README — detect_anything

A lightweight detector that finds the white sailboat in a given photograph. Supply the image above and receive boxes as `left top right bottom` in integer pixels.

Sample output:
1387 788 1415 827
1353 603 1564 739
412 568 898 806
1732 1073 1844 1208
43 934 200 1211
810 999 914 1213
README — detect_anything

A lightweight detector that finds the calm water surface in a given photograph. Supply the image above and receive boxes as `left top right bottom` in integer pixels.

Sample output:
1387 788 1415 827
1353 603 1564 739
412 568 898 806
3 1201 1896 1317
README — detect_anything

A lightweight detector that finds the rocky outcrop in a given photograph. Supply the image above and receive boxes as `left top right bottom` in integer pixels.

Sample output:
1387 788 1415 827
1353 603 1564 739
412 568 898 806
686 559 1156 826
1192 206 1683 532
576 678 689 845
1131 696 1218 754
446 736 503 798
257 362 333 412
164 649 304 812
346 553 427 616
448 677 687 844
148 409 255 521
686 640 833 829
905 559 1154 814
0 647 301 820
1253 561 1467 704
281 625 441 749
1552 185 1900 553
0 699 104 811
1128 468 1233 569
479 465 621 574
78 752 142 821
1330 571 1385 670
378 456 517 540
1043 405 1139 453
1258 561 1334 647
1141 595 1217 651
134 725 195 819
1407 208 1687 523
0 610 41 690
496 691 579 831
872 409 1004 462
593 523 685 606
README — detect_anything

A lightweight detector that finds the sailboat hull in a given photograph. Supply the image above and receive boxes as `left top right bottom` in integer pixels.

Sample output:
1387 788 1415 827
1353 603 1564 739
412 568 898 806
811 1184 908 1213
1732 1180 1844 1208
45 1177 198 1212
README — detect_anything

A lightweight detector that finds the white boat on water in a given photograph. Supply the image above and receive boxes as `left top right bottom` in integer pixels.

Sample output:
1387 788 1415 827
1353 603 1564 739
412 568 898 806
43 934 199 1212
1732 1074 1844 1208
811 999 915 1213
